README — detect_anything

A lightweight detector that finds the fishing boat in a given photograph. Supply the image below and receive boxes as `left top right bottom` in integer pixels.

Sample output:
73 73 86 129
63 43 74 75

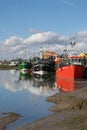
56 55 86 79
19 61 32 74
32 58 55 75
32 63 53 75
56 37 86 79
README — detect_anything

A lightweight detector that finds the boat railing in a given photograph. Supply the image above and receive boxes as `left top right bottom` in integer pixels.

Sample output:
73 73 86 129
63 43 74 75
68 57 86 66
57 56 86 68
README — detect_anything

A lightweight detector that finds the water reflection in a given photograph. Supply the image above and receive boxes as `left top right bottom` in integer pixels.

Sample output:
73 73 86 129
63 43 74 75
0 70 20 92
31 73 58 96
19 72 32 80
56 78 75 92
0 70 58 96
0 70 58 130
56 77 87 92
0 70 87 130
18 72 59 96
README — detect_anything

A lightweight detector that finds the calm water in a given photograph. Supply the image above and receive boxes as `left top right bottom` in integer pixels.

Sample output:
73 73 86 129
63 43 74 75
0 70 59 130
0 70 87 130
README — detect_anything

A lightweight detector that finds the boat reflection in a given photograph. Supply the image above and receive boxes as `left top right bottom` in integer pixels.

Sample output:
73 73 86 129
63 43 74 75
32 73 55 87
31 73 59 96
19 72 32 80
56 77 75 92
18 72 59 96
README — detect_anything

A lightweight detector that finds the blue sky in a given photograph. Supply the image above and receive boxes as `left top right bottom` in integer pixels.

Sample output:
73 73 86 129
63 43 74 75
0 0 87 60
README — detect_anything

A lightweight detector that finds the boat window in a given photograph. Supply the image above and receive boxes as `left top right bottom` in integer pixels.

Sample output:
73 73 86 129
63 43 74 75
75 59 76 62
69 59 71 63
68 59 70 64
79 59 81 62
83 58 86 65
75 59 79 63
72 59 74 62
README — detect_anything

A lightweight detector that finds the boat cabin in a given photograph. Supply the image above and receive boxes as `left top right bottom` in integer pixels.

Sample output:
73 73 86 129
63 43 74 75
58 55 86 68
68 56 86 66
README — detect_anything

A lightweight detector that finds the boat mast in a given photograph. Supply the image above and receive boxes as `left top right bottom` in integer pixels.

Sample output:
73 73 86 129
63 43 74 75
40 47 43 59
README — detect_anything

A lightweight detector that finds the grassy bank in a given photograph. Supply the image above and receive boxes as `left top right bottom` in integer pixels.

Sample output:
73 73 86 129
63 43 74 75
0 64 19 70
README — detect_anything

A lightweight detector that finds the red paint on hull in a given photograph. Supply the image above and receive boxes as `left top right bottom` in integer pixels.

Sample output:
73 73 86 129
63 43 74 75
56 65 85 79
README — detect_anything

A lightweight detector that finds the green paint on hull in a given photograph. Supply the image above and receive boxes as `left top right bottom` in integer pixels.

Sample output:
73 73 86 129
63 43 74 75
19 61 32 70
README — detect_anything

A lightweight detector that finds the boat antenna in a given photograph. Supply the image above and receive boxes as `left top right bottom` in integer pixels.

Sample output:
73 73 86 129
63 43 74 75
70 36 76 48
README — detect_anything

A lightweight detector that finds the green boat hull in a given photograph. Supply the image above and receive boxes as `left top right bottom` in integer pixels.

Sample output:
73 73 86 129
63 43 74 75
19 61 32 74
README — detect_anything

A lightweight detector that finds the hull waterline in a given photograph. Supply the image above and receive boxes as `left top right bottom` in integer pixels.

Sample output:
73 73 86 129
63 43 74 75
19 61 32 74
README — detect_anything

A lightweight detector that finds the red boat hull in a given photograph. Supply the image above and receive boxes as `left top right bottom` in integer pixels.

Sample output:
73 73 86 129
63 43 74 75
56 65 85 79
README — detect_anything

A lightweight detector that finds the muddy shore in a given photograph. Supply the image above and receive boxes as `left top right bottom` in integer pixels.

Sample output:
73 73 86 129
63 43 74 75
0 112 21 130
1 86 87 130
17 86 87 130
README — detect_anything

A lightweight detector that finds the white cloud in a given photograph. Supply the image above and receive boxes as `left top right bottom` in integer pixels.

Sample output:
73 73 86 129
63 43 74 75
0 31 87 60
61 0 77 8
28 28 41 34
77 31 87 36
24 32 67 44
4 36 23 46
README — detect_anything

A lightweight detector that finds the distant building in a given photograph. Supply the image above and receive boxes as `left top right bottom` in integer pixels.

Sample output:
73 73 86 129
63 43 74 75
42 51 58 59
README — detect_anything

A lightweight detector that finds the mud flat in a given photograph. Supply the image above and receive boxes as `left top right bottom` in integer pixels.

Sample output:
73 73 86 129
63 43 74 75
18 86 87 130
0 112 21 130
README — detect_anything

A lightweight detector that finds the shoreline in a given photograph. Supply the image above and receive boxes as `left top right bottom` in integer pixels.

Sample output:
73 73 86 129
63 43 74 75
0 112 21 130
0 65 19 70
0 85 87 129
17 86 87 130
